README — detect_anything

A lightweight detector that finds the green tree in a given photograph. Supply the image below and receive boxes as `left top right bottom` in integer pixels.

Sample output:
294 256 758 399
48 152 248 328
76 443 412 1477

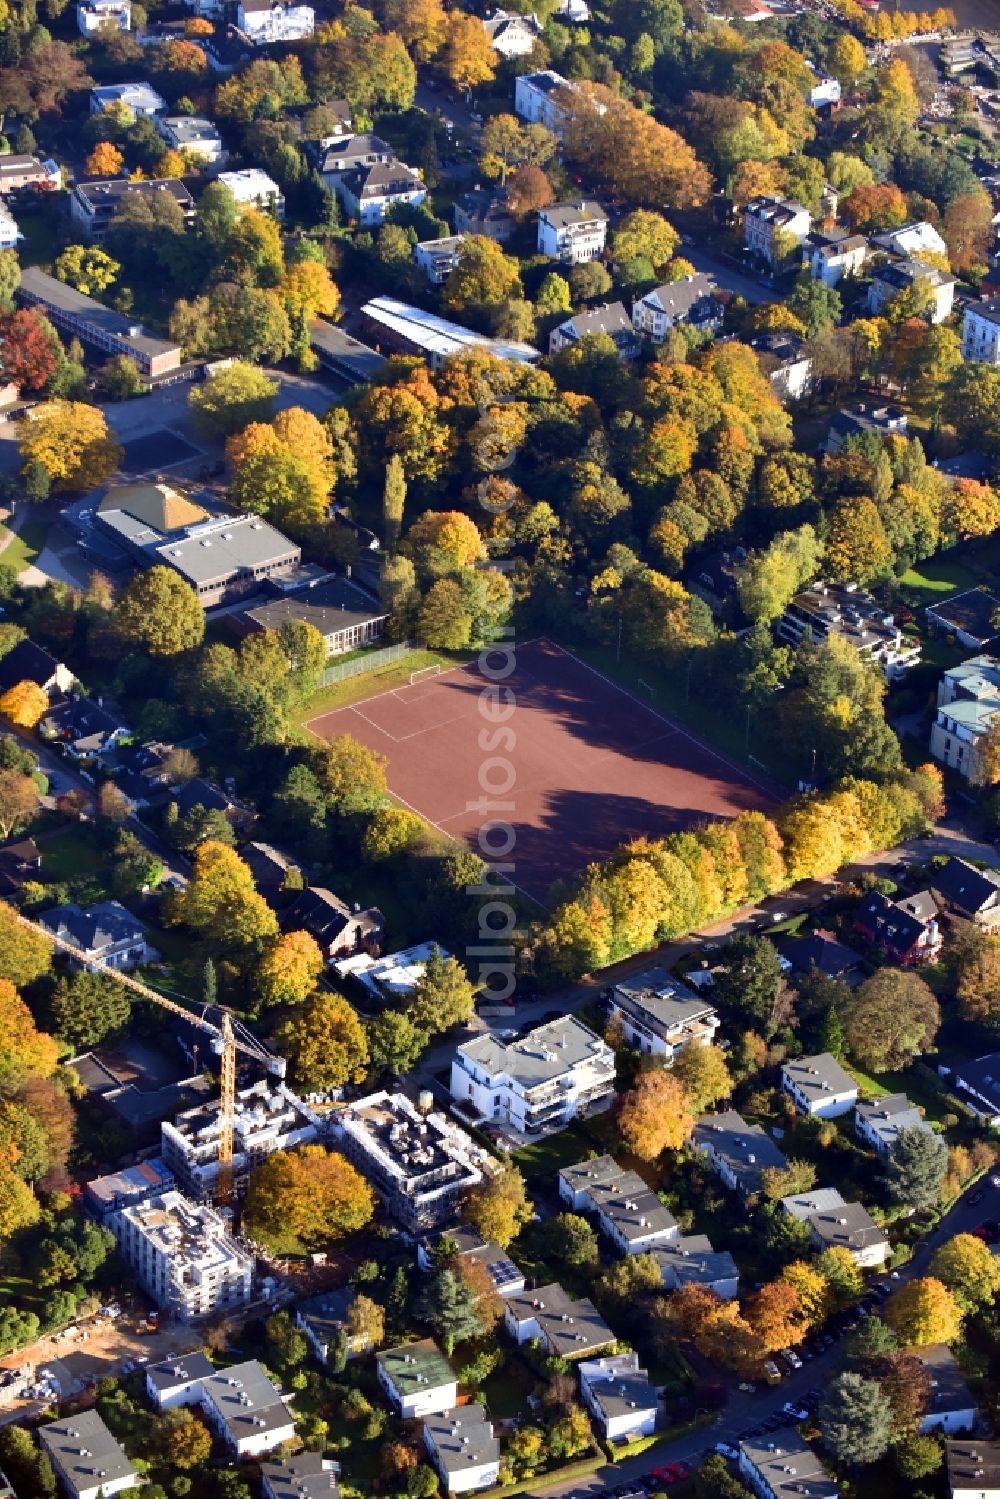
417 579 473 650
188 361 278 436
736 525 823 623
313 735 388 815
547 1213 599 1266
49 972 131 1049
463 1162 532 1248
408 947 476 1035
846 970 940 1071
885 1125 947 1210
712 935 784 1027
443 235 523 314
383 453 407 547
114 566 205 657
788 272 842 338
893 1433 942 1481
819 1372 892 1466
415 1266 483 1353
366 1011 426 1076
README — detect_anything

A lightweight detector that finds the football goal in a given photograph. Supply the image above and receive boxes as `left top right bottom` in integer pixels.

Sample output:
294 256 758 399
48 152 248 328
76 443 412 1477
410 663 443 687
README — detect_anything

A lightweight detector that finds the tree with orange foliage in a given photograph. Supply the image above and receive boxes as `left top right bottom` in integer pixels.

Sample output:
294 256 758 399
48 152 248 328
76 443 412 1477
439 12 495 91
943 190 994 276
84 141 123 177
744 1280 808 1355
506 165 554 216
184 15 213 34
152 149 186 179
0 977 58 1085
0 681 48 729
842 181 908 233
376 0 447 62
618 1069 695 1159
561 82 711 210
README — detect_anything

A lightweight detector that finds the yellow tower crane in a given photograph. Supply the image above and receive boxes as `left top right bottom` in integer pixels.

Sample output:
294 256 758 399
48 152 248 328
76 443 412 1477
11 909 285 1205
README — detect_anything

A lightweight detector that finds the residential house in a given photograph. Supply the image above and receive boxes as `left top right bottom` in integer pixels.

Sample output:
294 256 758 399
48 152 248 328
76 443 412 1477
855 1094 935 1156
450 1016 616 1135
824 402 908 454
607 966 720 1062
238 573 388 655
295 1288 376 1364
172 776 255 828
112 740 181 808
313 132 393 183
781 1053 859 1119
778 931 862 978
0 638 75 699
742 196 812 266
932 857 1000 930
69 179 194 243
262 1455 340 1499
39 1412 137 1499
336 942 450 1003
775 579 920 681
17 267 182 376
416 1226 526 1297
549 302 640 358
918 1344 978 1435
578 1353 658 1442
854 888 942 964
112 1192 254 1320
931 656 1000 781
962 298 1000 364
926 592 1000 651
333 1090 492 1232
156 115 225 164
514 70 575 133
781 1188 888 1268
504 1283 615 1358
217 168 284 216
946 1438 1000 1499
738 1435 838 1499
377 1340 458 1419
952 1051 1000 1125
90 82 165 116
414 235 467 285
338 160 426 227
280 886 384 960
808 74 841 110
651 1234 739 1299
38 900 152 971
84 1158 175 1224
145 1351 215 1410
537 200 607 263
557 1155 677 1255
868 258 956 323
751 332 813 402
0 154 60 194
362 296 539 367
692 1110 787 1196
240 841 297 899
0 202 20 252
77 0 129 33
423 1406 500 1493
39 695 130 761
200 1362 295 1456
0 837 42 898
453 186 514 243
555 0 589 18
236 0 314 41
483 9 542 56
632 274 722 343
872 220 948 259
804 227 868 287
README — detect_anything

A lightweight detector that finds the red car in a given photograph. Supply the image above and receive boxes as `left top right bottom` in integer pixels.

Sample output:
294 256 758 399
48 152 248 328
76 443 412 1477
648 1466 690 1488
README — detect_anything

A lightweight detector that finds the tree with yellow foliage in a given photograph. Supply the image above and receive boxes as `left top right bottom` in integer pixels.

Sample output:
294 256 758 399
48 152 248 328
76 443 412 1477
463 1162 532 1248
276 990 370 1091
0 680 48 729
19 402 123 493
173 841 278 952
377 0 447 61
439 12 495 91
619 1070 695 1159
780 1260 832 1327
282 259 339 322
885 1277 963 1348
256 930 324 1009
245 1144 375 1252
152 149 187 179
406 509 488 579
0 977 58 1086
84 141 123 177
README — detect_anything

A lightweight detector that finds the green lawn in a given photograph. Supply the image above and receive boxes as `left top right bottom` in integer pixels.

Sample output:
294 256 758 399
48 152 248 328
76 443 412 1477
38 825 109 883
483 1358 536 1418
15 211 57 267
0 515 48 575
295 647 461 726
845 1061 949 1128
898 552 982 607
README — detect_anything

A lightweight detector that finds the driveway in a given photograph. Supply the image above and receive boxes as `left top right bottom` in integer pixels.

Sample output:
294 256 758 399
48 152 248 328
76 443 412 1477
682 247 777 307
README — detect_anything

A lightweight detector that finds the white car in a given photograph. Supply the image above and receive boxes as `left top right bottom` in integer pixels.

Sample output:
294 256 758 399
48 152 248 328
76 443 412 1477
782 1402 809 1421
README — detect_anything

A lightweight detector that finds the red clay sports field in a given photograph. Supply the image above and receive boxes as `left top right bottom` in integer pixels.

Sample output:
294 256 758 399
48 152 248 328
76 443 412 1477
306 639 778 904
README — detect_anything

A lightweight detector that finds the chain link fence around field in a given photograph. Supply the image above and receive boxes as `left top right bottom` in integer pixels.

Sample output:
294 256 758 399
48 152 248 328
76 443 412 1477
316 640 418 689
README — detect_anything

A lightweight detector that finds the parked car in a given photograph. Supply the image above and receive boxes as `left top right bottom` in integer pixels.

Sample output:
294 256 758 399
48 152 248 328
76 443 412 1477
713 1444 739 1461
782 1403 810 1421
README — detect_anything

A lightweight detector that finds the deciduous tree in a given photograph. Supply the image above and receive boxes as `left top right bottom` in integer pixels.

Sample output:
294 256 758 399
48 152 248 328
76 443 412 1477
673 1043 731 1112
930 1233 1000 1313
619 1070 694 1159
463 1162 532 1248
256 930 324 1009
0 682 48 730
115 566 205 656
276 990 369 1092
54 245 120 296
885 1277 963 1348
244 1145 375 1250
846 970 939 1071
174 841 279 952
313 734 388 815
19 402 122 493
0 977 57 1085
188 361 278 436
408 947 476 1035
155 1411 211 1470
0 309 60 392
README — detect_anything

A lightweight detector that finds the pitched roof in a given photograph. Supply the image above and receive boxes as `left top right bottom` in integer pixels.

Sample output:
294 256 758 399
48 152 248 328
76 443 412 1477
926 587 1000 641
38 899 145 953
782 1052 858 1105
855 891 928 951
0 638 65 692
39 1411 136 1491
423 1406 498 1476
378 1338 455 1396
540 199 606 228
641 273 719 318
145 1351 214 1395
779 931 861 976
946 1438 1000 1492
931 856 1000 915
262 1454 340 1499
98 482 208 533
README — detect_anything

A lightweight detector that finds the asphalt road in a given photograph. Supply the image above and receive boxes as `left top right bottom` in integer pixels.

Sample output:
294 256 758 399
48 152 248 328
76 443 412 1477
530 1177 1000 1499
681 247 778 307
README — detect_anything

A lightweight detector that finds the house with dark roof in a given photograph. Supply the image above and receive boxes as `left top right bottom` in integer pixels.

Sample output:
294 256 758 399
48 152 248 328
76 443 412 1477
952 1051 1000 1125
946 1437 1000 1499
578 1353 658 1443
781 1052 858 1119
537 200 607 264
752 331 813 403
39 696 130 762
504 1283 615 1358
854 888 942 964
454 186 514 243
782 1188 888 1267
281 886 384 960
483 7 542 57
423 1405 500 1493
855 1094 934 1156
237 574 388 657
632 274 723 343
416 1226 526 1297
337 159 426 227
241 841 298 899
262 1455 340 1499
39 1411 137 1499
0 837 41 896
932 857 1000 929
608 966 720 1062
804 226 868 286
917 1344 978 1435
549 302 641 359
144 1350 214 1410
311 131 393 179
738 1434 838 1499
18 268 182 378
69 178 194 243
38 899 153 970
868 256 956 323
295 1288 370 1363
651 1234 739 1299
824 402 908 455
0 638 75 698
778 930 862 978
172 776 255 830
692 1110 787 1197
199 1360 295 1456
926 589 1000 651
556 1154 677 1255
110 741 182 807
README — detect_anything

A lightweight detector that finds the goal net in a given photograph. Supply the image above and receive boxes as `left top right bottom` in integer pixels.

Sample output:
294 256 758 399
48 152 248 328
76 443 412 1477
410 663 443 687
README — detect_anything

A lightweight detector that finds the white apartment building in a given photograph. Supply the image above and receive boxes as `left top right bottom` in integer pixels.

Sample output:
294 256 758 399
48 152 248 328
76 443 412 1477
868 257 955 323
742 196 812 266
872 220 947 259
781 1188 888 1268
557 1155 677 1255
608 967 720 1063
145 1352 216 1410
423 1406 500 1493
0 204 20 252
809 75 841 108
514 70 576 133
804 228 868 287
536 200 607 263
237 0 314 40
483 8 542 56
855 1094 935 1156
739 1436 839 1499
930 654 1000 781
414 234 466 285
450 1016 615 1136
504 1283 615 1358
777 579 921 682
39 1413 137 1499
333 1090 492 1232
90 82 166 116
156 116 225 164
200 1362 296 1457
112 1190 254 1321
962 297 1000 363
578 1353 658 1442
377 1340 458 1420
161 1080 320 1200
780 1052 858 1119
632 274 722 342
77 0 129 33
218 168 284 217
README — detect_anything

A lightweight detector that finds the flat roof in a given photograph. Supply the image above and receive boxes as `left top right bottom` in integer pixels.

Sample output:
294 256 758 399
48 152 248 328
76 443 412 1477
378 1338 455 1396
243 575 387 638
613 966 716 1033
424 1406 498 1475
40 1411 136 1492
310 318 386 382
86 1158 174 1206
457 1015 612 1090
18 267 182 362
153 514 299 587
927 588 1000 637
